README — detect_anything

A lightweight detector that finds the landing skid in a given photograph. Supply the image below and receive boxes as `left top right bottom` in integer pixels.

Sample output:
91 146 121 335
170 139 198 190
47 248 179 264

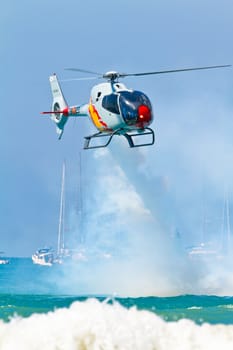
83 127 155 150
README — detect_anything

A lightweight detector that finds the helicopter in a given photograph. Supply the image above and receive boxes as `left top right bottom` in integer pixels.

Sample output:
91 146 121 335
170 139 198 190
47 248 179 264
41 65 231 149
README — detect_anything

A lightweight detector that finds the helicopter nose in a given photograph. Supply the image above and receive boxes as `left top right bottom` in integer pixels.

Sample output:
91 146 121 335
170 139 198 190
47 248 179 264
137 105 152 126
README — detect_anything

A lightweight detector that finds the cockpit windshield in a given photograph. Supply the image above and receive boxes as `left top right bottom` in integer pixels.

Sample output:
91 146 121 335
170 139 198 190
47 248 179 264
102 90 152 127
119 91 152 125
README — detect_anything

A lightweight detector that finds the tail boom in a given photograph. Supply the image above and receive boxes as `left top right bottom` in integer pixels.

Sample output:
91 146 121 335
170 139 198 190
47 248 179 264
41 105 88 117
44 74 88 139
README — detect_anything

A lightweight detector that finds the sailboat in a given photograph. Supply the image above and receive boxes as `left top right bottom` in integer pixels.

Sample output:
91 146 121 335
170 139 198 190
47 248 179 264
188 188 231 259
32 161 70 266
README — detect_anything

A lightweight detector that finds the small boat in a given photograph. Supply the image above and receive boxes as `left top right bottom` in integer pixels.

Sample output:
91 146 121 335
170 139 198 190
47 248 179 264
187 242 218 258
0 252 9 265
32 247 54 266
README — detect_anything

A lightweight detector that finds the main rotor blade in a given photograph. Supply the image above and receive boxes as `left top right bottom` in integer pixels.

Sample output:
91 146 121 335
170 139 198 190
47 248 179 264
60 77 98 82
121 65 231 77
64 67 102 76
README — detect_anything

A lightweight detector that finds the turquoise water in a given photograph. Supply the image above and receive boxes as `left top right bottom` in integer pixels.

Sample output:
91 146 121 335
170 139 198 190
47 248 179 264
1 258 233 349
0 258 233 324
1 293 233 325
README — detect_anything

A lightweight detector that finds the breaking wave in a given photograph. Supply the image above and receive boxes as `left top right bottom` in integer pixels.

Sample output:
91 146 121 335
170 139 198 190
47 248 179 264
0 298 233 350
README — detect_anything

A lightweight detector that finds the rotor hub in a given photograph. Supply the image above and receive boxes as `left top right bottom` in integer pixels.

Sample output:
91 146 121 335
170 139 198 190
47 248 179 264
103 71 120 81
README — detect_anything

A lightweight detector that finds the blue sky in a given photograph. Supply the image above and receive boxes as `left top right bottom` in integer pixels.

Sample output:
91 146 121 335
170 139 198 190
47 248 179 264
1 0 233 264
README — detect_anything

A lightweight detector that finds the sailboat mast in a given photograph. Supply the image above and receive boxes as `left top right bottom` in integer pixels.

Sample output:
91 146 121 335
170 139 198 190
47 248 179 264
221 186 232 255
226 190 232 255
57 161 65 255
78 152 84 243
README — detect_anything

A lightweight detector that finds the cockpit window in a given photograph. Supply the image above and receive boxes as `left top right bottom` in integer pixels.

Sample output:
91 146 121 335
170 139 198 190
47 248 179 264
102 93 120 114
119 91 152 108
118 90 152 125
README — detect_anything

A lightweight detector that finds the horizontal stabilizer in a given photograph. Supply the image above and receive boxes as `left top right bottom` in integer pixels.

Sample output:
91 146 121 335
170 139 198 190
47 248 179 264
41 108 69 116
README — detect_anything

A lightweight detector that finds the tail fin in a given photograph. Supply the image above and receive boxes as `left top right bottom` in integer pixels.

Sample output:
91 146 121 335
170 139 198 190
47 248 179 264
49 74 68 139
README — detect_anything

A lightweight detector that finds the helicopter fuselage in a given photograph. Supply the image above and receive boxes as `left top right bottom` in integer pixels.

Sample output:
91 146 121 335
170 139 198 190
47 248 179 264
43 74 155 148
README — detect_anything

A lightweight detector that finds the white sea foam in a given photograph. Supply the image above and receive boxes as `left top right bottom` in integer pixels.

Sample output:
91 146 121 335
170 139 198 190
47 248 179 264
0 299 233 350
219 304 233 309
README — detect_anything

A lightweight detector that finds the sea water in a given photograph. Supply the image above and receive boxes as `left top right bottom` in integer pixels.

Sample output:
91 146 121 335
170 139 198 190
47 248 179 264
0 258 233 349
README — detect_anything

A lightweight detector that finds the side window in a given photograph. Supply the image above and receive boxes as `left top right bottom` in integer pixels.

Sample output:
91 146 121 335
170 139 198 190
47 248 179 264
102 94 120 114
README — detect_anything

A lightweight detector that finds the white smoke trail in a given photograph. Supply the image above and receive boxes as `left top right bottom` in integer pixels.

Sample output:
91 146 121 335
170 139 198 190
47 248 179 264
54 89 233 297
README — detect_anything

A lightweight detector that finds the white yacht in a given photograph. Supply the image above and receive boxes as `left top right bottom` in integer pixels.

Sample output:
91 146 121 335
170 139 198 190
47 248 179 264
32 247 54 266
0 253 9 265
